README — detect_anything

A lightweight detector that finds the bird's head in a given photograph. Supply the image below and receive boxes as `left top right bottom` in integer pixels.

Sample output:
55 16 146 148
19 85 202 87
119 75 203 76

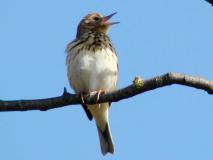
77 12 119 37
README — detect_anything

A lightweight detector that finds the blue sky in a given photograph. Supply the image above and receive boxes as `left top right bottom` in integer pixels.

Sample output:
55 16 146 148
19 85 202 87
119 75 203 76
0 0 213 160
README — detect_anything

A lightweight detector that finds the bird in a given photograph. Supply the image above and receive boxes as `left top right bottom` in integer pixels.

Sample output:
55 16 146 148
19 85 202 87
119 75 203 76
66 12 119 155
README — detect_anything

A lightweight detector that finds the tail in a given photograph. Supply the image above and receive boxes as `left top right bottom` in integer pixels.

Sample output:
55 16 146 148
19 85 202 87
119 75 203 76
88 103 114 155
97 122 114 155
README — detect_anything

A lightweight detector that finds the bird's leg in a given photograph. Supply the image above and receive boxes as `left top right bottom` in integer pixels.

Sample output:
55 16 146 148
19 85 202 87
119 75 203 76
79 91 97 104
80 92 85 104
81 90 105 104
87 90 105 103
96 90 105 103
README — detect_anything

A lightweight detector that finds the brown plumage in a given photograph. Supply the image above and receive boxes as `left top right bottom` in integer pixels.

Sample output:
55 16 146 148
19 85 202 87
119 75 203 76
66 12 119 155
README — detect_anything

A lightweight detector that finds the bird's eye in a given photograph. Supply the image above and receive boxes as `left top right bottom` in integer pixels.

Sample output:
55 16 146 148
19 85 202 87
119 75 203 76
93 17 99 21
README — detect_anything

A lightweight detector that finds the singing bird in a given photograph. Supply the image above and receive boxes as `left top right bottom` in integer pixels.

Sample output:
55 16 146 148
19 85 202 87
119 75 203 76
66 12 119 155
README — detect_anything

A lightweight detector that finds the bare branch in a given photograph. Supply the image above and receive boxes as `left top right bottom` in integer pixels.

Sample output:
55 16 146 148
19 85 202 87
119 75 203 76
0 72 213 112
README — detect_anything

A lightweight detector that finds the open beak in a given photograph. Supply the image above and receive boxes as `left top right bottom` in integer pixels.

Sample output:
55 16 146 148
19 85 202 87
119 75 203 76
102 12 120 26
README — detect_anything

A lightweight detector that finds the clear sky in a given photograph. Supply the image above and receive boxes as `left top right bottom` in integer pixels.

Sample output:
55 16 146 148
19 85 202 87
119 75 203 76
0 0 213 160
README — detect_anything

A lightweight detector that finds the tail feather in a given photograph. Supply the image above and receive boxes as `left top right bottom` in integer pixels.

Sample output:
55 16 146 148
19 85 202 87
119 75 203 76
97 122 114 155
88 103 114 155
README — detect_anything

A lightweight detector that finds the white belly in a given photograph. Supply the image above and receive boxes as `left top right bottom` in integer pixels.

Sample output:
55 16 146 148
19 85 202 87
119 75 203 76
67 48 118 93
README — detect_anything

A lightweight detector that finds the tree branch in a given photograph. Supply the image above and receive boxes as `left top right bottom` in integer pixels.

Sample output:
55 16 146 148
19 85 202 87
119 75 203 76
0 72 213 112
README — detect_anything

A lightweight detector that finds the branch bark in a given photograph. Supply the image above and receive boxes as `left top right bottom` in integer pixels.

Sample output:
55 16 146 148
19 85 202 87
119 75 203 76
1 72 213 112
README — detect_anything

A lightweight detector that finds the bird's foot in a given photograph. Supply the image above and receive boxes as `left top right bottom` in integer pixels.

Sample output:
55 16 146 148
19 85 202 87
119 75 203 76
81 90 105 104
89 90 105 103
80 92 86 104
